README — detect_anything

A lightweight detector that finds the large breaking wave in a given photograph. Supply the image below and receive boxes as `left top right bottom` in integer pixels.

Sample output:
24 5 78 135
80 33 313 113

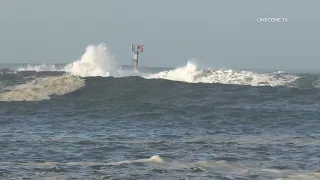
0 74 85 101
0 43 312 102
15 43 301 85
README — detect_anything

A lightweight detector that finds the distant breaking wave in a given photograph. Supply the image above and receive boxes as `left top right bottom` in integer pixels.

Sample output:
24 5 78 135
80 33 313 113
0 43 306 102
14 43 300 86
64 44 120 77
145 62 300 86
0 74 85 101
16 44 120 77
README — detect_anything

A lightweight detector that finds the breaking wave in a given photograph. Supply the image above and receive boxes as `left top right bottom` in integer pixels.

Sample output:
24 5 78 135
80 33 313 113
0 74 85 101
3 43 319 102
64 44 120 77
14 43 300 87
146 62 300 86
16 44 120 77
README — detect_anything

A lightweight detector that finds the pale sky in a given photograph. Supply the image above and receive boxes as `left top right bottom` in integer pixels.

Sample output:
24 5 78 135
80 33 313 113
0 0 319 71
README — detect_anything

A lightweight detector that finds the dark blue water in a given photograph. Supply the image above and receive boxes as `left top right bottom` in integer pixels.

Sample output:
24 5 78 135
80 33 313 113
0 68 320 179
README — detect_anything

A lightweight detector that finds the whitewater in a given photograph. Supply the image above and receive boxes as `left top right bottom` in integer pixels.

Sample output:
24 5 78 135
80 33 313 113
1 43 320 179
16 43 300 85
0 43 307 101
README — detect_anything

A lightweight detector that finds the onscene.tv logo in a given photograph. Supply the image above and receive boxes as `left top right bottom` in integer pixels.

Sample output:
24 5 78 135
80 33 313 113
257 18 288 23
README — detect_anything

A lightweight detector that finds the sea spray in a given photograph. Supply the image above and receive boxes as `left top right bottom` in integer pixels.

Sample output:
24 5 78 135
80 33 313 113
13 43 300 86
64 43 119 77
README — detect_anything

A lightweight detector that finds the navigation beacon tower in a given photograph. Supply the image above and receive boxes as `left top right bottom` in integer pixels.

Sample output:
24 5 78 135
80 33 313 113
131 43 144 70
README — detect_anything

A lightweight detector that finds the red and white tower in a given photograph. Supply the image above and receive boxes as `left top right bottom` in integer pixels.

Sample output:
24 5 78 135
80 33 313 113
132 43 144 70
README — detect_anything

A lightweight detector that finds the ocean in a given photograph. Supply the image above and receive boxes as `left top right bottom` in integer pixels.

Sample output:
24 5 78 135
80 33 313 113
0 44 319 179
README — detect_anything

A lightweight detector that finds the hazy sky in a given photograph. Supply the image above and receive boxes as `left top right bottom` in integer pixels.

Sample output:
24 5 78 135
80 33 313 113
0 0 319 71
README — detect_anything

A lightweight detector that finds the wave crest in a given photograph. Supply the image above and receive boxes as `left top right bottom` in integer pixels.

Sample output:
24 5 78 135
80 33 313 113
17 44 120 77
64 44 120 77
0 74 85 101
11 43 300 87
147 62 300 87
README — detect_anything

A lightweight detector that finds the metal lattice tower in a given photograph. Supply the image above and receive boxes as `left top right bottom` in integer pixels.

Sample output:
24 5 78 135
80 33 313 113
131 43 144 70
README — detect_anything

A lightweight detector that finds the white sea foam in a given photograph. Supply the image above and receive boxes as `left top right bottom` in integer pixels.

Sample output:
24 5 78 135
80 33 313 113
17 44 121 77
147 61 300 86
15 155 320 179
64 43 120 77
312 78 320 88
14 43 300 87
0 74 85 101
17 64 59 72
146 62 200 83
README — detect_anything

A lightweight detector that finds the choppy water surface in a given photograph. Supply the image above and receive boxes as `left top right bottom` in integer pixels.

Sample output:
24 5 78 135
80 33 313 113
0 69 320 180
0 44 320 179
